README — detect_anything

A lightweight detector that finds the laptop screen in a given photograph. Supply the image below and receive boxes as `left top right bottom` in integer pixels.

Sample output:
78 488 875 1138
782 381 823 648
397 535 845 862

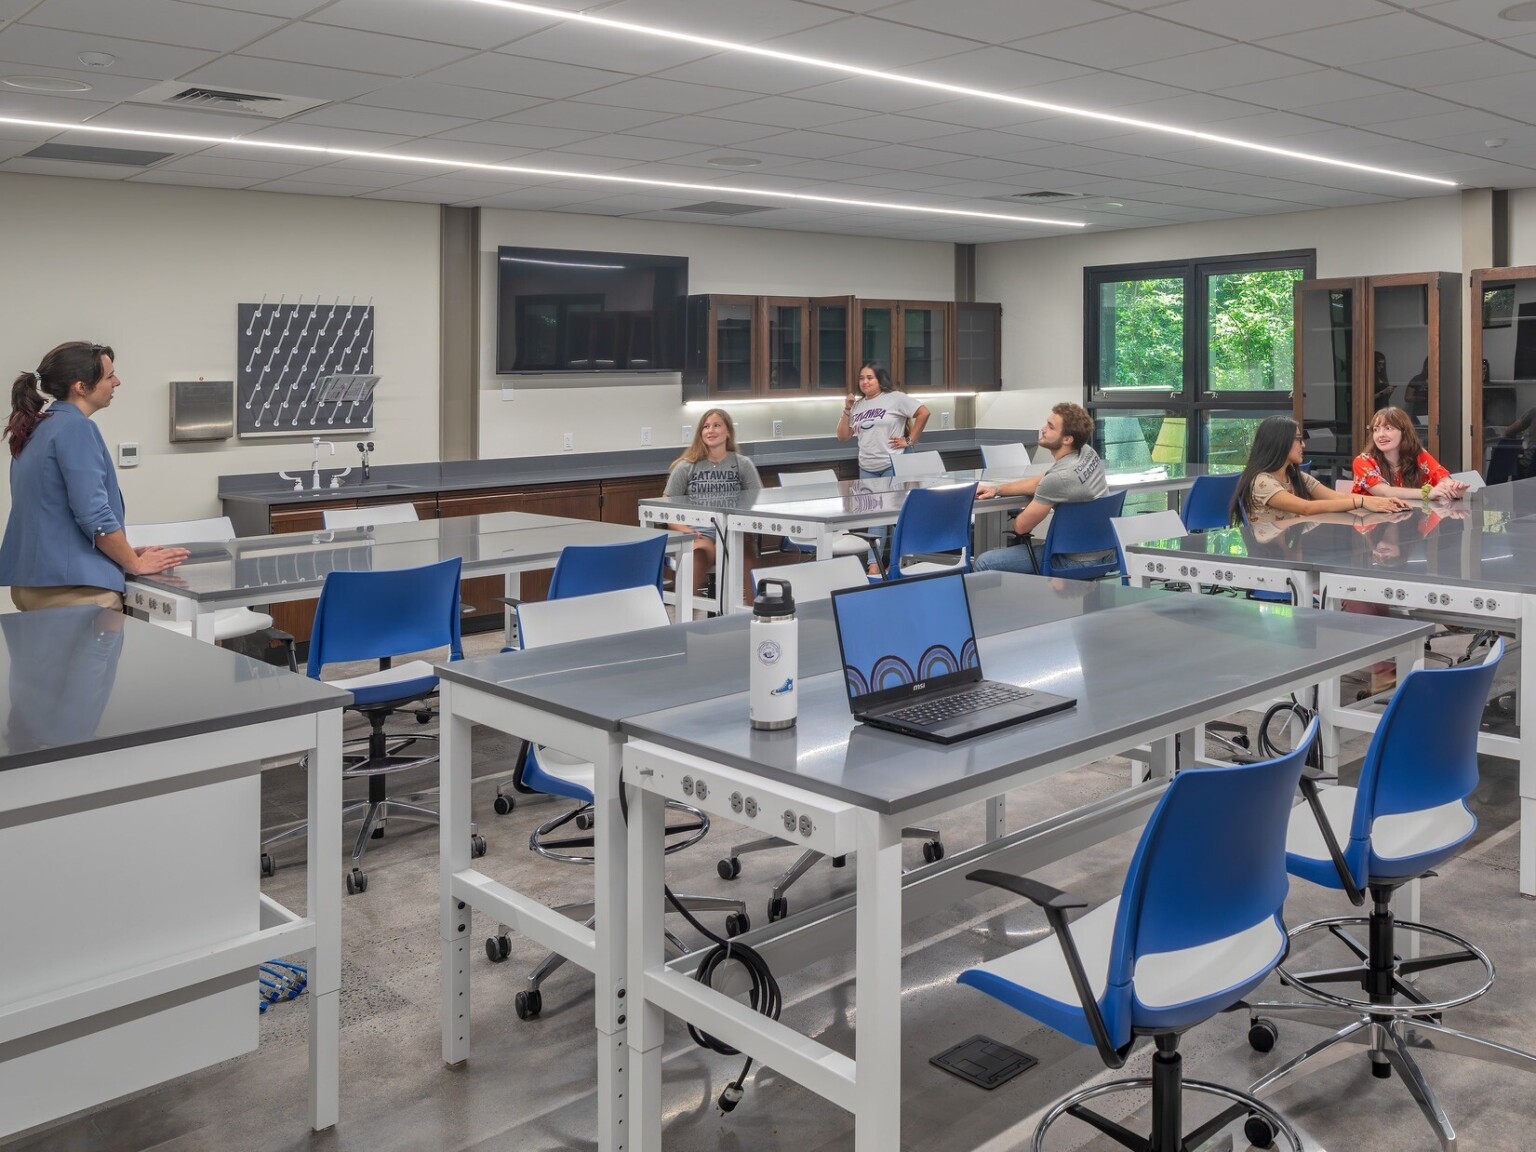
831 572 982 712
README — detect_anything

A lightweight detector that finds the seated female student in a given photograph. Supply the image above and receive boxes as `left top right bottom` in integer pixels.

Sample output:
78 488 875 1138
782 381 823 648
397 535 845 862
1231 415 1409 526
1353 406 1467 501
664 407 761 596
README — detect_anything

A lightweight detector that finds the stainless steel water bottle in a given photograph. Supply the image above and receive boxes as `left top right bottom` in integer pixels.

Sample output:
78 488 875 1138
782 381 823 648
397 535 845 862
749 577 797 729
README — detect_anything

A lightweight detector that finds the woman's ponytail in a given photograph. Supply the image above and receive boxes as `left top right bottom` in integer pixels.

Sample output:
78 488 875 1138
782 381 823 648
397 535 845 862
4 342 111 458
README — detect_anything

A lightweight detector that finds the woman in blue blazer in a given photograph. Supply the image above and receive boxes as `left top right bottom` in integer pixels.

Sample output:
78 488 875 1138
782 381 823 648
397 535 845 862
1 342 187 611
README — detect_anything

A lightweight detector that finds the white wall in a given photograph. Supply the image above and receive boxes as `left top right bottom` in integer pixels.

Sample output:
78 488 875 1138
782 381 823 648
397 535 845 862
0 173 440 535
973 194 1467 431
476 210 956 457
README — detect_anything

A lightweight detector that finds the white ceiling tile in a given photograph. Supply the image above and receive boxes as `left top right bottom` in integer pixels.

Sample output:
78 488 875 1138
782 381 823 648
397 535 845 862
1009 13 1230 69
991 141 1136 169
782 77 949 114
1409 0 1536 40
80 104 276 138
237 122 415 151
376 137 531 165
895 100 1063 131
598 0 845 43
1422 123 1536 157
460 187 613 209
500 101 670 132
651 53 832 95
626 114 785 145
873 0 1123 42
0 91 113 121
351 81 545 120
712 95 874 130
1059 154 1205 180
1352 42 1536 89
247 179 365 196
1014 70 1187 108
385 173 521 197
261 163 406 187
1215 69 1397 110
0 67 153 103
1150 0 1396 41
306 0 561 49
912 156 1046 181
1429 70 1536 119
123 169 256 189
20 0 284 50
291 104 474 137
181 56 393 101
158 154 311 178
701 171 822 191
841 169 958 191
911 46 1096 92
828 113 969 143
732 130 869 159
239 24 476 78
1127 93 1274 126
0 135 55 158
428 52 632 98
760 15 978 68
0 155 139 178
836 141 963 168
175 0 327 15
1120 45 1318 91
1374 109 1526 142
757 158 883 180
492 149 642 174
0 24 218 81
1201 109 1348 139
572 76 755 115
1294 90 1466 126
361 188 461 203
489 23 715 74
554 133 708 161
1257 12 1477 66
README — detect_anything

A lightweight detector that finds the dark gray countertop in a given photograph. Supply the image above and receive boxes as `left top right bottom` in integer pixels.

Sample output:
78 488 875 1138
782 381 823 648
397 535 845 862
0 607 350 771
218 430 1036 511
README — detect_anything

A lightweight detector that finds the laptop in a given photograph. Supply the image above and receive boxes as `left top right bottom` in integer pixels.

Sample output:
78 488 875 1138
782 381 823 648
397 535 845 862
830 572 1076 744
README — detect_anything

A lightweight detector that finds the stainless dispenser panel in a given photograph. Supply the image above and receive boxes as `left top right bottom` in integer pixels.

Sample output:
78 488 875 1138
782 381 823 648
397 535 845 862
170 380 233 442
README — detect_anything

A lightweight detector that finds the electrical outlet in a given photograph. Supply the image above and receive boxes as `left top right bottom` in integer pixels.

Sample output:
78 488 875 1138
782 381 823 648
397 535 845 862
941 411 952 429
640 426 652 446
772 420 784 438
562 431 574 452
681 424 692 443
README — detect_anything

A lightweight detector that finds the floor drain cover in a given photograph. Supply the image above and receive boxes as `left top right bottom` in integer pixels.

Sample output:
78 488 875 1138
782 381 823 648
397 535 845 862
929 1035 1037 1089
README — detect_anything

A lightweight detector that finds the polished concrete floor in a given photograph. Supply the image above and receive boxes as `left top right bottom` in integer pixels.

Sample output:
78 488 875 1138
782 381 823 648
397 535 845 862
11 634 1536 1152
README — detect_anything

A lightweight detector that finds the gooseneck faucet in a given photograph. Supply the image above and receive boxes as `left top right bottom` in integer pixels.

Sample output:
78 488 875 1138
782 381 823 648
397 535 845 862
310 437 335 490
356 441 374 482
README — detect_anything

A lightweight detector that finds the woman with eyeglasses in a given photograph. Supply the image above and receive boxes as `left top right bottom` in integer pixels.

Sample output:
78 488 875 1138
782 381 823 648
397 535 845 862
1 343 187 611
1230 415 1409 527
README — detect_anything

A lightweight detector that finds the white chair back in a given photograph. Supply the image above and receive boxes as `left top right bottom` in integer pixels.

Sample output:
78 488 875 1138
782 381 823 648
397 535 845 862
891 450 945 478
777 469 839 487
981 442 1031 470
126 516 236 547
515 586 671 650
323 503 420 529
750 556 868 604
1334 479 1354 494
1111 510 1187 558
1450 470 1485 492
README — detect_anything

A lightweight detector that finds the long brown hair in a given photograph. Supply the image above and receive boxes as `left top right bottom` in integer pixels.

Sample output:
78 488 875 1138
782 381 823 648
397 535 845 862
1231 415 1306 526
6 342 113 458
1366 407 1429 487
672 407 739 468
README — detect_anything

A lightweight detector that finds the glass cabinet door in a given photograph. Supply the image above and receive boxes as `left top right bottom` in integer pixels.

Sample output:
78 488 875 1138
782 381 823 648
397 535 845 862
713 297 757 393
1370 282 1431 430
900 303 948 389
764 297 807 394
955 303 1000 391
1295 279 1360 474
811 297 853 393
1475 274 1536 480
859 301 897 373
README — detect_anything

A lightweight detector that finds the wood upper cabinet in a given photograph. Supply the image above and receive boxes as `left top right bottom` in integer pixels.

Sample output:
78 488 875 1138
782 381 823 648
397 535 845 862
1293 272 1461 475
953 302 1002 392
1470 266 1536 482
684 294 760 400
856 300 954 392
810 296 856 395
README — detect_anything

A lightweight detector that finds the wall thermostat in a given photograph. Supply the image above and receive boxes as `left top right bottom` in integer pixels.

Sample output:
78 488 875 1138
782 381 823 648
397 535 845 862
117 442 140 468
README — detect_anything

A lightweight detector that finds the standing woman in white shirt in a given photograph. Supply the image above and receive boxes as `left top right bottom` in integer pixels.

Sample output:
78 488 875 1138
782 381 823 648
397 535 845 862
836 361 930 479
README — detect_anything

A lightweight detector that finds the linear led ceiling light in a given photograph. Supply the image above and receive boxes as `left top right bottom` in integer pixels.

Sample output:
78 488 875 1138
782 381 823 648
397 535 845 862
0 116 1085 227
464 0 1458 188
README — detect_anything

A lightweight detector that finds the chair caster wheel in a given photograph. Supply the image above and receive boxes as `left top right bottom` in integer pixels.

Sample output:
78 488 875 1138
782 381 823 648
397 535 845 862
1248 1017 1278 1053
726 912 750 937
831 855 847 868
485 935 511 963
345 868 368 895
1244 1114 1277 1149
1233 733 1251 749
493 794 515 816
515 989 542 1020
718 857 742 880
575 812 595 831
416 709 433 724
471 833 487 858
260 852 276 878
923 840 945 863
371 825 385 839
767 896 789 922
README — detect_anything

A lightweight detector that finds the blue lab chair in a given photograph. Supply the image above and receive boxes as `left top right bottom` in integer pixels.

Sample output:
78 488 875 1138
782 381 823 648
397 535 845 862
263 558 469 895
875 482 977 580
1243 642 1536 1150
957 721 1318 1152
1181 472 1242 532
1029 489 1126 580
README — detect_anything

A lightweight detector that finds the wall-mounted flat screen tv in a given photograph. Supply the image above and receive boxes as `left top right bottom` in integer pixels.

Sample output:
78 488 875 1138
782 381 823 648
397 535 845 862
496 246 689 374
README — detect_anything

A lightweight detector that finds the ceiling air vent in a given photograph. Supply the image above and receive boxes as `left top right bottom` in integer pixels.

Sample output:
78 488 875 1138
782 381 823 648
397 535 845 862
984 190 1092 204
130 80 327 118
25 142 174 167
666 201 774 216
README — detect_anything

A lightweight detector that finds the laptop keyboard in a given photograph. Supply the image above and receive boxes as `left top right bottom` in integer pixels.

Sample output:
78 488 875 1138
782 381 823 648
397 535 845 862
883 684 1030 727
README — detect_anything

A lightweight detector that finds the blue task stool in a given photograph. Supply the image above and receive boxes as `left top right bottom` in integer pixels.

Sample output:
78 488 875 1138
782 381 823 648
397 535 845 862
1026 489 1126 581
1180 472 1242 533
873 482 976 581
957 722 1318 1152
1242 641 1536 1150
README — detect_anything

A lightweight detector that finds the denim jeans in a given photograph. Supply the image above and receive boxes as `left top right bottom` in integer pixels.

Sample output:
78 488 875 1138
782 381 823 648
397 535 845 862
861 463 895 568
973 543 1104 576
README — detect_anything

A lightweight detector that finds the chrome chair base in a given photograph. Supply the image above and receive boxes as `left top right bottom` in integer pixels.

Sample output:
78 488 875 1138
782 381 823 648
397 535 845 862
1034 1075 1300 1152
531 799 710 865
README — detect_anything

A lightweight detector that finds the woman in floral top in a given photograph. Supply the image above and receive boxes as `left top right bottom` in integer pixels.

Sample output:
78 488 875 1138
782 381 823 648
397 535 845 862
1352 407 1466 501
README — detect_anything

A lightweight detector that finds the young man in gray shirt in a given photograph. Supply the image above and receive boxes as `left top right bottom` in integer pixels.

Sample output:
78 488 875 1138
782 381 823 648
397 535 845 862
972 402 1110 575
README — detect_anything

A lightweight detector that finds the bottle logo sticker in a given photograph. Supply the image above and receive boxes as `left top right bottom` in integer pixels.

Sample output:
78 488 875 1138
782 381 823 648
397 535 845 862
770 678 795 696
757 639 781 664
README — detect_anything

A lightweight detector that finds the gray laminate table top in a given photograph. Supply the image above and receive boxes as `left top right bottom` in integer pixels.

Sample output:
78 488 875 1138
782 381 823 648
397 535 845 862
128 511 688 607
0 607 349 772
435 573 1157 731
1128 477 1536 596
622 593 1428 814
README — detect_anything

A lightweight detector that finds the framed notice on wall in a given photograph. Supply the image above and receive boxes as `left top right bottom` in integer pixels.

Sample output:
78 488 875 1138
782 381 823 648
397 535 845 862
237 297 375 437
